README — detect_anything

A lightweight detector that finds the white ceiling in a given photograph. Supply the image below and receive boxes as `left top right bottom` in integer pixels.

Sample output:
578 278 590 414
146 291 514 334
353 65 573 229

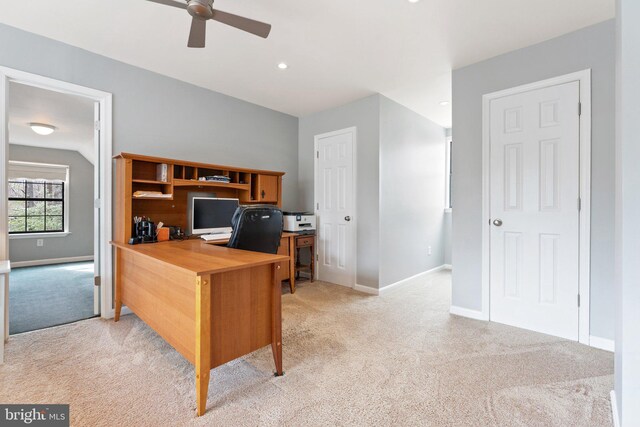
0 0 614 127
9 82 95 163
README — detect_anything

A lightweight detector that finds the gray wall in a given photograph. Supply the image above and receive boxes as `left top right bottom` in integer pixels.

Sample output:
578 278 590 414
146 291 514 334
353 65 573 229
615 0 640 422
443 212 452 265
444 127 452 265
9 145 94 262
298 95 380 287
379 96 446 286
0 23 299 211
451 20 616 340
299 94 447 289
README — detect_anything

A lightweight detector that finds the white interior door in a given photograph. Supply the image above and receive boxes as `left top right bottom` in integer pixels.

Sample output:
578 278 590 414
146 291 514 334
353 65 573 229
93 102 100 315
489 81 580 340
315 128 356 287
0 75 8 363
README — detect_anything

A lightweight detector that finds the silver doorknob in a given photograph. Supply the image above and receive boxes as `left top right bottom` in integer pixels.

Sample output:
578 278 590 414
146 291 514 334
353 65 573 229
493 219 503 226
345 216 351 222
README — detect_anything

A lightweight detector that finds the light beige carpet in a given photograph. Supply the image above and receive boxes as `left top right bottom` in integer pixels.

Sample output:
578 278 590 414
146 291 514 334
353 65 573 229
0 271 613 426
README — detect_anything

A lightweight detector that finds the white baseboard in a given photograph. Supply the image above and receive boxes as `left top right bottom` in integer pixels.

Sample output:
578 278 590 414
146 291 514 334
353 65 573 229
353 265 448 296
450 305 488 321
610 390 620 427
330 281 354 290
378 265 448 295
443 264 452 270
11 255 94 268
353 284 379 295
590 335 615 352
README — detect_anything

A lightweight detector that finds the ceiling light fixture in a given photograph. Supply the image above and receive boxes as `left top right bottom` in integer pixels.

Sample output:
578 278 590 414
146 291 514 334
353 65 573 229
277 62 288 70
408 0 421 3
29 123 57 136
439 101 450 106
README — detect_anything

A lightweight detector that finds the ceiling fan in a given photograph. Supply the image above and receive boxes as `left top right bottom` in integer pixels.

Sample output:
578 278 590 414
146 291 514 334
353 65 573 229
147 0 271 48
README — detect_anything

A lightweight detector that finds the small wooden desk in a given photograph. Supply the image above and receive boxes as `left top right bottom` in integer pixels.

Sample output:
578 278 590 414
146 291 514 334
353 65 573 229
111 240 288 416
294 234 315 285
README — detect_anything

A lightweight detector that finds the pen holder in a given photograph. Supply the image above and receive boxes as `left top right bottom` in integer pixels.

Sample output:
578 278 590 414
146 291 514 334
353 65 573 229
157 227 170 242
135 220 156 242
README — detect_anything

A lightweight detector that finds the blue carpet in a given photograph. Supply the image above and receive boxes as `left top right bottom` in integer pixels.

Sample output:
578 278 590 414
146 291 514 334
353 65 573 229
9 262 96 334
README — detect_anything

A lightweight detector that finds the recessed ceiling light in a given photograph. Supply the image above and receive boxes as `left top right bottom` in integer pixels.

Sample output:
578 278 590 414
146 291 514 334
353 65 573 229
277 62 288 70
29 123 56 136
408 0 421 3
439 101 450 106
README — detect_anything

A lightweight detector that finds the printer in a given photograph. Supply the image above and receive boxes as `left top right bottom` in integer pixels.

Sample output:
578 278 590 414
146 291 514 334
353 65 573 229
283 212 316 234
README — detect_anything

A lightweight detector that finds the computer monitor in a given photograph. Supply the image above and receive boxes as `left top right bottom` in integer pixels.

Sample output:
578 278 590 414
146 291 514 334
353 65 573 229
191 197 239 235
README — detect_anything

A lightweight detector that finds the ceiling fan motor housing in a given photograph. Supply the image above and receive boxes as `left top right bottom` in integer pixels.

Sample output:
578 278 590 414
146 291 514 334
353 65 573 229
187 0 213 19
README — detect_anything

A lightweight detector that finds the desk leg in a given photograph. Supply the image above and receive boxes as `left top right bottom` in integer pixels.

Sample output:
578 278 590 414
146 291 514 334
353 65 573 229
310 241 315 283
195 275 211 416
271 264 283 375
289 235 296 294
114 248 122 322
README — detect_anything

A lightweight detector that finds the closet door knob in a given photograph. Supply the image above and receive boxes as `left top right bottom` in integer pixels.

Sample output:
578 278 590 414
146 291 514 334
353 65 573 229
345 216 351 222
493 219 503 227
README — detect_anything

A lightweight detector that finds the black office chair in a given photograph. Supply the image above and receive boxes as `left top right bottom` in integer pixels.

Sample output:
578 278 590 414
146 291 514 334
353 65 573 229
227 205 283 254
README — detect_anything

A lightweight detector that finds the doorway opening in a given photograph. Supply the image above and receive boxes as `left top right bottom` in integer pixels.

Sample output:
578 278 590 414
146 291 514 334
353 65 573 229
7 83 97 333
0 67 113 362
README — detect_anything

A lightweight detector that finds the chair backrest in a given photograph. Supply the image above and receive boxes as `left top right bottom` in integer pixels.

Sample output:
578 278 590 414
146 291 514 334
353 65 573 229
227 205 283 254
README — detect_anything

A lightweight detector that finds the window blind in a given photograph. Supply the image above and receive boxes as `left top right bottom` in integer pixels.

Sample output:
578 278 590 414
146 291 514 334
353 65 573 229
8 161 69 181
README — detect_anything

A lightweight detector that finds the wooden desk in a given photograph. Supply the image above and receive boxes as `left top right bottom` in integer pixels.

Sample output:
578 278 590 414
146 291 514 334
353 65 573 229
204 232 297 293
111 240 288 416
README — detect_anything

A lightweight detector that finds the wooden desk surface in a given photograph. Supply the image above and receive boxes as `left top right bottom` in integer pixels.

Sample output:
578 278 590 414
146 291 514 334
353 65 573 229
111 239 288 276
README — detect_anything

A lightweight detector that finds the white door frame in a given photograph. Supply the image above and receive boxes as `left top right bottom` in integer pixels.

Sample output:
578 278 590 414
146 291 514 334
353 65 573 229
481 69 591 345
0 67 114 330
313 126 358 288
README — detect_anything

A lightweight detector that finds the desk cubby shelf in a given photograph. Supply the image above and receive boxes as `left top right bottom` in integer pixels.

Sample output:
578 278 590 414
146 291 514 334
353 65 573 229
115 152 284 243
172 179 251 191
132 179 170 185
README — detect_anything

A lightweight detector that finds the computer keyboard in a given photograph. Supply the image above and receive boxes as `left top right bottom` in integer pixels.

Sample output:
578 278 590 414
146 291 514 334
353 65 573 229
200 233 232 241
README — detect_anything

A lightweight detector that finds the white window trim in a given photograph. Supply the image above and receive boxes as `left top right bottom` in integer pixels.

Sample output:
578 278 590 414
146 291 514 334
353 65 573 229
9 232 71 240
7 160 70 236
445 135 452 212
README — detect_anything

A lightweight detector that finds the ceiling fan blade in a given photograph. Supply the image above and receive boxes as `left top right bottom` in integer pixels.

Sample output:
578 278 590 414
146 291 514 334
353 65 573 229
210 10 271 38
147 0 187 10
188 17 207 48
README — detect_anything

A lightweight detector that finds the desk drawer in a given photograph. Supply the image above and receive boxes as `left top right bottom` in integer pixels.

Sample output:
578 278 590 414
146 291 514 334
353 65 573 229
296 236 315 247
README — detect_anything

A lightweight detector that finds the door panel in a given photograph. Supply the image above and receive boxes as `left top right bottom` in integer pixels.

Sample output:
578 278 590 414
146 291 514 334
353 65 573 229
316 129 355 287
489 81 580 340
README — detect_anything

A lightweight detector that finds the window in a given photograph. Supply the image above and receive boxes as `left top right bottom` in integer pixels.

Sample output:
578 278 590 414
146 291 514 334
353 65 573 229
445 136 452 210
7 161 69 235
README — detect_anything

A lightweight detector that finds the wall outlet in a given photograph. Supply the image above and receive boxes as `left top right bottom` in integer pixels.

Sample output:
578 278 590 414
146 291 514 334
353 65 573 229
428 245 432 256
37 239 44 247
